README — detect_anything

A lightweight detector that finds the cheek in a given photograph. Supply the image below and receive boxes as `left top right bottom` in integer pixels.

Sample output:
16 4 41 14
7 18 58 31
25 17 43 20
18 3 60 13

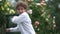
19 10 23 13
19 10 23 12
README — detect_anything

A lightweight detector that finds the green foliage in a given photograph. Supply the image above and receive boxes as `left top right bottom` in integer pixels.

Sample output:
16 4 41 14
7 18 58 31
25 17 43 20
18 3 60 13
28 0 56 34
0 0 60 34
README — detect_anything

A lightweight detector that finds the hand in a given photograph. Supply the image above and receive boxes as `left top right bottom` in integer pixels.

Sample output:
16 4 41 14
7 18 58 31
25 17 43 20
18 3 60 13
13 16 18 18
6 28 10 32
14 16 17 17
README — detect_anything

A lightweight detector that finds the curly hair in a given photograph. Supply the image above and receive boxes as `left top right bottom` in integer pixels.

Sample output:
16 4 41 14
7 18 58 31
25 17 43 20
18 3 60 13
15 1 28 10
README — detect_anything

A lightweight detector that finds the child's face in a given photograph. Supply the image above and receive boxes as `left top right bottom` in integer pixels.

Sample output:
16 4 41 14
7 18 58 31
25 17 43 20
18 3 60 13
17 7 25 14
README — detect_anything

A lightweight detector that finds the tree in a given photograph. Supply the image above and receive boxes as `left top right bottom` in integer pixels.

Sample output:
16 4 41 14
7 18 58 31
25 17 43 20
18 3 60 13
1 0 60 34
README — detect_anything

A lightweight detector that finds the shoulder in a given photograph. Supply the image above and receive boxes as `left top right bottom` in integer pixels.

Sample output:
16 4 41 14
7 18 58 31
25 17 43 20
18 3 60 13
22 12 28 16
18 12 27 18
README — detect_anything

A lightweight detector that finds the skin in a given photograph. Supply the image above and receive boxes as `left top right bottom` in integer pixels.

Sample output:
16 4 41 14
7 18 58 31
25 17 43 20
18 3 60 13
6 7 26 32
17 7 26 14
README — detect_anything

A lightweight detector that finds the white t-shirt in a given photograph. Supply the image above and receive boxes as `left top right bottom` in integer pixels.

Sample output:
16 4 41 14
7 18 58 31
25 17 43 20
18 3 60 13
9 12 35 34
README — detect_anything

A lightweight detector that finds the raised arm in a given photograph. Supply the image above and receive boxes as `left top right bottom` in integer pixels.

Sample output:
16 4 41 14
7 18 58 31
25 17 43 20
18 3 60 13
11 15 25 24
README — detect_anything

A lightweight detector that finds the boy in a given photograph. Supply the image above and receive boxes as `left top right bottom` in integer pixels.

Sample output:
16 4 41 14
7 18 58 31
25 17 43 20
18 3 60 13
6 1 35 34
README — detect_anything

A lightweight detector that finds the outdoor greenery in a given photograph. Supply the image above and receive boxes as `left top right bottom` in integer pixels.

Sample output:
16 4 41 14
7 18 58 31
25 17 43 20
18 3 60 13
0 0 60 34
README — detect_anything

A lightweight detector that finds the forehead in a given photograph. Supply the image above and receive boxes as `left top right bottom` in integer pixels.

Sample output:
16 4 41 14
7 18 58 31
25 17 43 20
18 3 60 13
17 6 24 9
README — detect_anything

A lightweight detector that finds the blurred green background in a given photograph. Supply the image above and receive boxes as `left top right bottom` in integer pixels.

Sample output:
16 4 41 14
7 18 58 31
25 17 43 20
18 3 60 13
0 0 60 34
